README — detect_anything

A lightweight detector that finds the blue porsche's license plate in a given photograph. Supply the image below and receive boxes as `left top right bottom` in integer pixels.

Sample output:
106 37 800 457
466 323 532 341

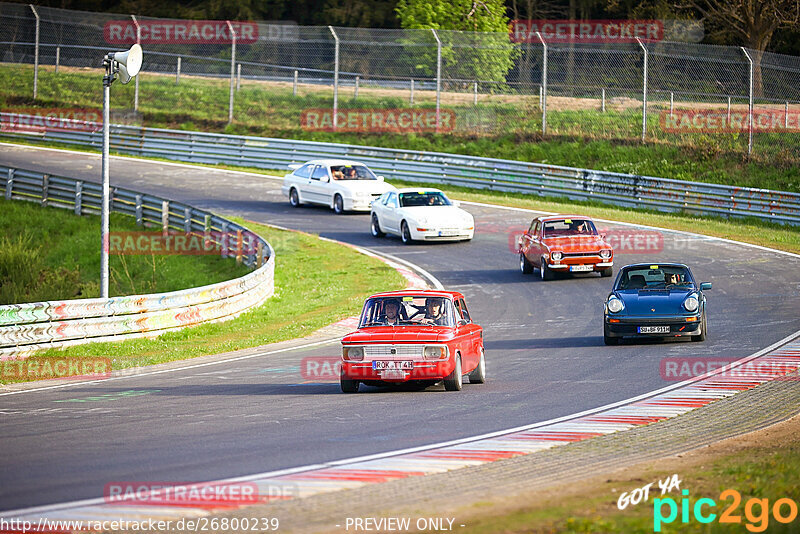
638 326 670 334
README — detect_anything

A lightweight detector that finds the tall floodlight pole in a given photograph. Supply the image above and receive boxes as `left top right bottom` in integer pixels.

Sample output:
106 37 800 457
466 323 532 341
101 44 142 298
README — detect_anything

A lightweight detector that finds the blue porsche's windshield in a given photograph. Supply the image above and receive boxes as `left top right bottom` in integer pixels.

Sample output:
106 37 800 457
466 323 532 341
616 266 694 291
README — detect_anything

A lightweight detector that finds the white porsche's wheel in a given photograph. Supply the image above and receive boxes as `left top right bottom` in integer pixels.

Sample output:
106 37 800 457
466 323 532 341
371 214 385 237
401 221 413 245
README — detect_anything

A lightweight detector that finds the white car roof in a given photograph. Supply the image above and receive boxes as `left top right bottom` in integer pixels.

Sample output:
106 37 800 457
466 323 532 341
394 187 444 194
297 159 369 167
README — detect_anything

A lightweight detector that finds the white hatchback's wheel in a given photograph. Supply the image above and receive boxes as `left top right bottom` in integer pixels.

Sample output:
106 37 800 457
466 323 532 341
333 194 344 214
443 355 463 391
401 221 413 245
371 214 385 237
289 188 301 207
468 348 486 384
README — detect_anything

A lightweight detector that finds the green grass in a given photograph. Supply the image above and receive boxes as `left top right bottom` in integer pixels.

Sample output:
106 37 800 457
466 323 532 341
455 423 800 533
1 218 406 383
2 64 798 193
0 198 249 303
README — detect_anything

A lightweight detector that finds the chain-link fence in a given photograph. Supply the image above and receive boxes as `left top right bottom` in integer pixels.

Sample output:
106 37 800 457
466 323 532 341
1 2 798 159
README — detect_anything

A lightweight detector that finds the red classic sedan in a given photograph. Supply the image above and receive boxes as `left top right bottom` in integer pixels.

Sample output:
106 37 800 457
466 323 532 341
518 215 614 280
340 290 486 393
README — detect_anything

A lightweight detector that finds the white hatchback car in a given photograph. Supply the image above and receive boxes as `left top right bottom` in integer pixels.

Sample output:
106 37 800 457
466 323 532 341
282 159 394 214
370 188 474 244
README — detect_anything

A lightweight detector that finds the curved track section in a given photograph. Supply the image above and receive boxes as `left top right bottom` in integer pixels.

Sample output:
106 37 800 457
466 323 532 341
1 144 799 513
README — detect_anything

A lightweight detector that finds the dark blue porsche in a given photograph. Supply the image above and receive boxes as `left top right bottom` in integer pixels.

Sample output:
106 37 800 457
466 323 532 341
603 263 711 345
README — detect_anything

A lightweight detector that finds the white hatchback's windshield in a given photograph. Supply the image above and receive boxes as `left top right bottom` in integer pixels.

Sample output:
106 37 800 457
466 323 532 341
330 165 377 181
359 296 456 327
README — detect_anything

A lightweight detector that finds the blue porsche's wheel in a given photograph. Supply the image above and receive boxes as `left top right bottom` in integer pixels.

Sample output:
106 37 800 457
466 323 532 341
692 312 707 342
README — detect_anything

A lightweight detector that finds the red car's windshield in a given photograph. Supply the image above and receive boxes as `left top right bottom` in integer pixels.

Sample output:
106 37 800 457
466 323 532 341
359 296 457 327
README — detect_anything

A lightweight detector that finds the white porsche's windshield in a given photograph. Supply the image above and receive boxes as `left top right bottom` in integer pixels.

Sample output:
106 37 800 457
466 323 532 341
359 296 456 327
399 192 451 207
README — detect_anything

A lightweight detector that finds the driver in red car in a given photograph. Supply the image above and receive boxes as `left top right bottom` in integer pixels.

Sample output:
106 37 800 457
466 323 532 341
422 298 447 325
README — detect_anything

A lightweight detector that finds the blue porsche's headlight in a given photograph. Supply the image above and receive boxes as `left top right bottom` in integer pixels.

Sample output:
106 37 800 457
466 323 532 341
607 297 624 313
683 295 699 312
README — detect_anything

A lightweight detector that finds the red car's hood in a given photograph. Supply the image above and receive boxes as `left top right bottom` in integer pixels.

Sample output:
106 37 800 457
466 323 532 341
343 327 454 344
543 235 609 252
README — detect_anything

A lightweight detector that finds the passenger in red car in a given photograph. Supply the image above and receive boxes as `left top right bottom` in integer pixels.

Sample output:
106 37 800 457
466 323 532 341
422 298 447 325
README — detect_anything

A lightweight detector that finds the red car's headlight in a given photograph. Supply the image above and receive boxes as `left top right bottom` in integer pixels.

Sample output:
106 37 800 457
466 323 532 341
423 346 448 360
342 346 364 361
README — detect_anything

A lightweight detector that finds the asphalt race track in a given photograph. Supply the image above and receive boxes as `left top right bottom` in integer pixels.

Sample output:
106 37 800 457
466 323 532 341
1 144 799 512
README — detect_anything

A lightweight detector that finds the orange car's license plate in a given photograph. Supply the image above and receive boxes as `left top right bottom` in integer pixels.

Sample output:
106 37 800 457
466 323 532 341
372 361 413 370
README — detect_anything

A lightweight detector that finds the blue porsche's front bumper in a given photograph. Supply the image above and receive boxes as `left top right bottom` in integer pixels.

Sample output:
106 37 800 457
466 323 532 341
604 314 703 337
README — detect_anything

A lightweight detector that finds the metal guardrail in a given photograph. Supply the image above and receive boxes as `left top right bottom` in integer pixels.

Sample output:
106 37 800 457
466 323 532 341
0 114 799 225
0 164 275 359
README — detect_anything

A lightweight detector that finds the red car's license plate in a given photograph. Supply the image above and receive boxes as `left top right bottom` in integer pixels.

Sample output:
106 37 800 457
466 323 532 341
372 361 413 370
638 326 670 334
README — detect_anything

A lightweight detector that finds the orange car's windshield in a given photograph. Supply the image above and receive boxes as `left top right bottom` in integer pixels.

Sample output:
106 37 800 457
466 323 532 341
543 219 597 238
359 296 457 327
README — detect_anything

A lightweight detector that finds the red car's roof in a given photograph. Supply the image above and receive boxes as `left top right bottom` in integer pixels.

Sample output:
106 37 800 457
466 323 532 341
366 289 464 300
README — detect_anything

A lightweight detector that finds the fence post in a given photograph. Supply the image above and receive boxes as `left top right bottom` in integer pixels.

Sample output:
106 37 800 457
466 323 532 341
670 92 674 116
293 69 298 96
30 4 39 99
410 78 414 104
74 181 82 215
135 194 143 225
221 221 229 258
329 26 339 130
131 15 141 111
786 101 789 129
354 75 359 99
727 96 731 124
176 57 181 84
474 81 478 105
204 214 211 250
741 47 754 155
535 31 547 134
601 88 606 112
431 29 442 133
237 63 241 91
184 207 192 233
41 173 49 206
55 46 60 75
227 21 236 124
637 38 648 142
161 200 170 235
6 169 14 200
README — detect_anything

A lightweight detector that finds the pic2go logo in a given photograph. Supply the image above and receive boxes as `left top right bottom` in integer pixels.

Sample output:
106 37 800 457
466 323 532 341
653 489 799 532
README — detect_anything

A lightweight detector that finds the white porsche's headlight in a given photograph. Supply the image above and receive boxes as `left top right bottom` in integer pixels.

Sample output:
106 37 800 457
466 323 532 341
607 297 624 313
343 346 364 360
683 295 699 312
551 251 563 262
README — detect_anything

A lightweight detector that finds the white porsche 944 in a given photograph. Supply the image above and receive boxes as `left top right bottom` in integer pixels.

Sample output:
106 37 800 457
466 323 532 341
370 188 474 244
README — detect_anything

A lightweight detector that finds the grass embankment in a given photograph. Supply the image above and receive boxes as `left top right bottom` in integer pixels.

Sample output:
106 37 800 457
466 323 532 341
0 198 249 304
456 414 800 533
0 217 406 384
1 64 798 193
